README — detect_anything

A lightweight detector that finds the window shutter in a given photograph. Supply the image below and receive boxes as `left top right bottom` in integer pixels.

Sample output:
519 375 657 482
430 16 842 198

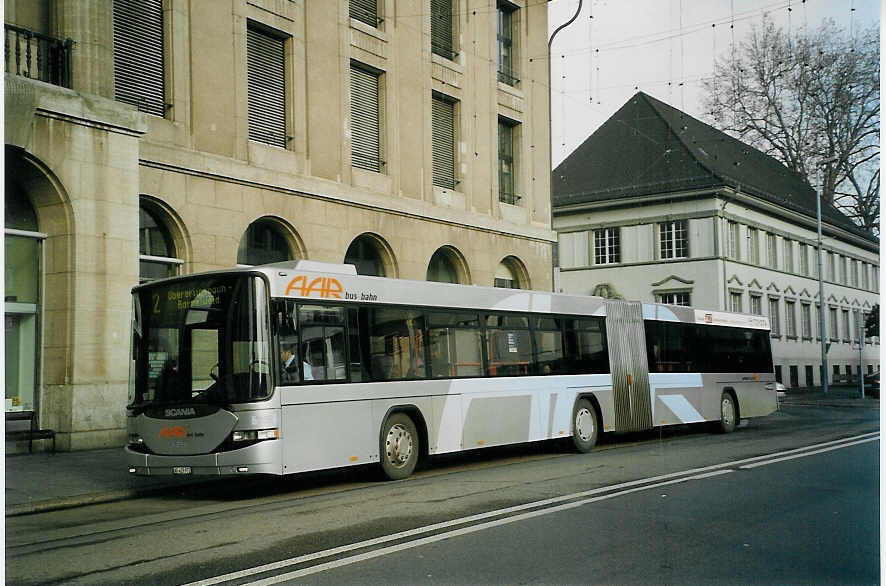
350 65 382 172
350 0 378 27
432 95 456 189
247 24 287 148
113 0 166 117
431 0 453 59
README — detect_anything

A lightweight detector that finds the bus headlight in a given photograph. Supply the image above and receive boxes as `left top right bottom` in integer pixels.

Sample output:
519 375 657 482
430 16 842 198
128 433 144 446
232 429 279 442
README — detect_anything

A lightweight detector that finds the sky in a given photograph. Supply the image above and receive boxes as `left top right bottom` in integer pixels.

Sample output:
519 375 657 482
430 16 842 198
547 0 881 168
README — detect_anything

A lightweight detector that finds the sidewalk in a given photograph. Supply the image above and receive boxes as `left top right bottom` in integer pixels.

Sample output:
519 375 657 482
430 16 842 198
4 387 878 517
4 447 213 516
779 384 880 408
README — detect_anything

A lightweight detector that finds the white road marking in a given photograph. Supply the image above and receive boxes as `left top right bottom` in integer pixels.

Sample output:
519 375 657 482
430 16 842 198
185 432 878 586
739 436 879 469
243 470 736 586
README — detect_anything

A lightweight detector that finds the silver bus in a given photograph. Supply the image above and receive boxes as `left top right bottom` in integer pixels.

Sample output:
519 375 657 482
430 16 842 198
125 260 776 480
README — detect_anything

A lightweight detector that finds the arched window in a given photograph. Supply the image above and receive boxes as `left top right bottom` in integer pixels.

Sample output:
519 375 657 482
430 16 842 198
345 234 387 277
427 249 458 283
139 200 182 282
5 183 42 413
238 219 291 266
426 245 468 284
494 256 528 289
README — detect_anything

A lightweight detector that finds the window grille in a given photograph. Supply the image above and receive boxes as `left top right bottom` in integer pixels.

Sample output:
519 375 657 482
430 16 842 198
785 301 796 337
113 0 166 117
247 23 287 148
729 292 742 313
799 243 809 275
767 233 777 268
350 0 381 27
747 228 759 264
769 298 780 336
727 221 739 260
431 0 455 59
800 304 812 339
750 294 762 316
431 93 456 189
350 64 383 172
783 239 793 273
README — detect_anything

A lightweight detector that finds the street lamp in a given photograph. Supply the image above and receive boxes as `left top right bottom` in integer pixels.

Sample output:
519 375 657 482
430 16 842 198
816 157 838 394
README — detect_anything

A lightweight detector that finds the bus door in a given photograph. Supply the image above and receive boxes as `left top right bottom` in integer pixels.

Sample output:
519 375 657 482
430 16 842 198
604 301 652 432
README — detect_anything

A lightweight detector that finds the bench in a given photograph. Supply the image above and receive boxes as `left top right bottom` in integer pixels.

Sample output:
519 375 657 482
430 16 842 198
5 410 56 453
832 373 858 385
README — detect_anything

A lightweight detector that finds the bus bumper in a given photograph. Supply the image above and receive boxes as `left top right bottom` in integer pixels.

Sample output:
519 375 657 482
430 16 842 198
125 440 283 476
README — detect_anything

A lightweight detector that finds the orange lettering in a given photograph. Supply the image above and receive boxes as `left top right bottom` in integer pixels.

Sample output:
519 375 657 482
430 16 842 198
284 275 343 299
158 426 187 439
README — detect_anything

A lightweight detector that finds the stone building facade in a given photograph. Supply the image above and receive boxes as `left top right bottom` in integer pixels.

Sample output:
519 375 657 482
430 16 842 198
553 93 880 390
5 0 553 451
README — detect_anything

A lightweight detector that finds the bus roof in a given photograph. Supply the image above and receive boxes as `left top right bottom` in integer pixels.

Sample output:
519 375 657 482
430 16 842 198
135 260 771 331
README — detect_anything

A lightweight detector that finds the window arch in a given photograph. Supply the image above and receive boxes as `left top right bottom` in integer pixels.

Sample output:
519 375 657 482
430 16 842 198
494 256 529 289
139 199 182 282
426 245 470 284
345 233 396 277
237 218 293 266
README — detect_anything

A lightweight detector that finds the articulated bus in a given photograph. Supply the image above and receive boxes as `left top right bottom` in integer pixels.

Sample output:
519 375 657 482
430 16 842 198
125 261 776 480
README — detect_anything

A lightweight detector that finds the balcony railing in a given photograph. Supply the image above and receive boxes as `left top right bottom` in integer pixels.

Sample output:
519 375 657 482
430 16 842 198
5 24 73 89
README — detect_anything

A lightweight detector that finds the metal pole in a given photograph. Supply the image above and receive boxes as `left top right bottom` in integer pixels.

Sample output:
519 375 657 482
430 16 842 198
858 314 865 398
816 174 828 395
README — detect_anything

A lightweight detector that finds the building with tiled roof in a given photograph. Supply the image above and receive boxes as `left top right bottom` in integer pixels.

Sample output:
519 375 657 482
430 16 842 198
553 92 879 389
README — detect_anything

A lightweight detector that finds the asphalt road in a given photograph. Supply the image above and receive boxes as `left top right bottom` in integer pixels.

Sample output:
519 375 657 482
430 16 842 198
5 403 879 585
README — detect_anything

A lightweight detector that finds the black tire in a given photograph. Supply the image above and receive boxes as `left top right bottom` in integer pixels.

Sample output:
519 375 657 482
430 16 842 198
718 392 737 434
571 398 598 453
379 412 419 480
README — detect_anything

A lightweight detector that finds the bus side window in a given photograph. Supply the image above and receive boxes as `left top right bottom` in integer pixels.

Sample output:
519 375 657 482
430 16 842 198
273 299 301 384
365 307 427 381
565 318 609 374
297 305 348 382
485 314 532 377
427 312 483 378
533 316 564 375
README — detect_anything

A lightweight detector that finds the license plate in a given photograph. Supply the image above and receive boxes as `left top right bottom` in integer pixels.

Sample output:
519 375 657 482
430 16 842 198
172 466 192 475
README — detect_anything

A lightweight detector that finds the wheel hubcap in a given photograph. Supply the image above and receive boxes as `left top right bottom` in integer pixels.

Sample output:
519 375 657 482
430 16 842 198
575 408 594 441
385 424 413 468
722 398 734 426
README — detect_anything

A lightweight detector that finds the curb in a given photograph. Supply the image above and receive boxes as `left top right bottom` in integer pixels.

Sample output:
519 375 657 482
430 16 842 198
5 480 215 517
6 489 143 517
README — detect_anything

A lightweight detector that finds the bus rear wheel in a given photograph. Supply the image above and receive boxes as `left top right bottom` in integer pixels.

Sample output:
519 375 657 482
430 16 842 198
718 392 737 434
380 413 419 480
571 398 598 453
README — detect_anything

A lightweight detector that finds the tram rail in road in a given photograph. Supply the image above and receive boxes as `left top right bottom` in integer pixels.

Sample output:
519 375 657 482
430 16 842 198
185 431 880 586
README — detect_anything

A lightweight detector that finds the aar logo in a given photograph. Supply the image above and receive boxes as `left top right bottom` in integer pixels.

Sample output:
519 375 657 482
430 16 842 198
285 275 343 299
158 426 187 439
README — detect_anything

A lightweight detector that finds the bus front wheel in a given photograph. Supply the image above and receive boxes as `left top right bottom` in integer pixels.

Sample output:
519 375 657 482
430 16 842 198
572 398 598 453
718 392 737 434
380 413 419 480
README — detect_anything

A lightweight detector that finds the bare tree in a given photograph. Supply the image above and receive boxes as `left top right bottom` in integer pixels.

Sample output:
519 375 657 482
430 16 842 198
703 17 879 234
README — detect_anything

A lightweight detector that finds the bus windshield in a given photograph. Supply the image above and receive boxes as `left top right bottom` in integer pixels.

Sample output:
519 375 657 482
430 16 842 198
128 274 271 409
